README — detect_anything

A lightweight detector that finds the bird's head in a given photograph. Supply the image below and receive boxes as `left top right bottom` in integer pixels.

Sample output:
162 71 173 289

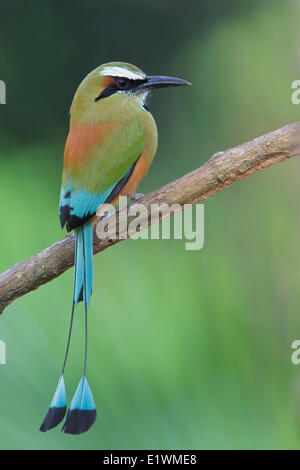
70 62 191 124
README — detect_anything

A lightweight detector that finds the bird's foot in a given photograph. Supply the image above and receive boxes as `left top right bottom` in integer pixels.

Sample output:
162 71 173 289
127 193 145 204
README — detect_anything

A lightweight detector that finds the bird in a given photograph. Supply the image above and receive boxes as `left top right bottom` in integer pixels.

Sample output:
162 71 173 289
39 62 191 435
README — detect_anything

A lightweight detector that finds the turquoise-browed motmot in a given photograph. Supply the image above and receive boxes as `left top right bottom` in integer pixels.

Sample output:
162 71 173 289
40 62 191 434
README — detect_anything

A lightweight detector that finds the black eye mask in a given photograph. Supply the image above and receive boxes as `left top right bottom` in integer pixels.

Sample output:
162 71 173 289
95 77 147 101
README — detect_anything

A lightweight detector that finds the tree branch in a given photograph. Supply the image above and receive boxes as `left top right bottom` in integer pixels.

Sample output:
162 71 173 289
1 121 300 314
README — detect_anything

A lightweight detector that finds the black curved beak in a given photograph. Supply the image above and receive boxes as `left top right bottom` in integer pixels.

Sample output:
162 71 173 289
137 75 191 92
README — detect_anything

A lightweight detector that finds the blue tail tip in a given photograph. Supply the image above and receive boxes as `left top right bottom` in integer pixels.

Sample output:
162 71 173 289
62 377 97 435
39 375 67 432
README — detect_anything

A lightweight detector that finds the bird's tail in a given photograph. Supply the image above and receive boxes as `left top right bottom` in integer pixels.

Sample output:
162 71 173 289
74 222 93 306
40 221 97 434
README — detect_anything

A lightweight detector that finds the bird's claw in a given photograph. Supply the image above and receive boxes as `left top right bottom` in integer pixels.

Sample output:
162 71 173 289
127 192 145 203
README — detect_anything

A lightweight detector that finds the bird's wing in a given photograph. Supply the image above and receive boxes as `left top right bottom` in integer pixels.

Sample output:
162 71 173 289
59 120 145 231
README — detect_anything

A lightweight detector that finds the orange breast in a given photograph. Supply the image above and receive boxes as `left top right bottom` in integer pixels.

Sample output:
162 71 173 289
64 122 112 168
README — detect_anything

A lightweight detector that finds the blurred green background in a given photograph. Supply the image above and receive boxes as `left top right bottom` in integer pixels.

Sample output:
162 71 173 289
1 0 300 450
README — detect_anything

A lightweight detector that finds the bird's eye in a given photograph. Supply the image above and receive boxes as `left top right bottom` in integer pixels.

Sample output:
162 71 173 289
116 78 129 90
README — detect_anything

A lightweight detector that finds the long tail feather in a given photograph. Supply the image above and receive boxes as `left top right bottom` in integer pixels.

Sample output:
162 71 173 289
39 298 75 432
63 223 97 434
40 232 80 432
40 375 67 432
